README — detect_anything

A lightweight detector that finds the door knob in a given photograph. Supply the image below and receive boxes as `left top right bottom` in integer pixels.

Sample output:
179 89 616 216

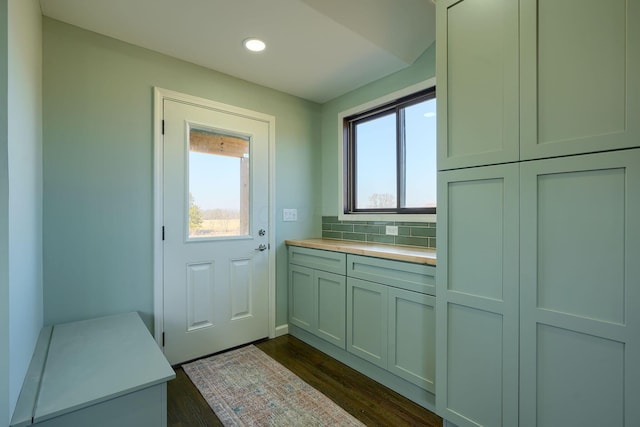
255 244 268 251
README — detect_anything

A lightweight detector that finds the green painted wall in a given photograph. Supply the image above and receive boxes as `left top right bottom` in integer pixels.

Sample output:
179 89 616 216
0 0 9 422
43 18 321 330
319 45 436 216
7 0 43 417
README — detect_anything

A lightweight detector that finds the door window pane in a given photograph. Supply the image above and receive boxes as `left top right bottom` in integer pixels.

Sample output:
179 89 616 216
188 127 250 238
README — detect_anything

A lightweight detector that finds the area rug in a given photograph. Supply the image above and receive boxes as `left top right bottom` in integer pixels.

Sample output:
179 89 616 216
182 345 365 426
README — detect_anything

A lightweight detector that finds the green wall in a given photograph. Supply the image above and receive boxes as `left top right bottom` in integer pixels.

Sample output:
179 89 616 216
0 0 9 422
319 45 436 216
2 0 43 423
42 18 321 330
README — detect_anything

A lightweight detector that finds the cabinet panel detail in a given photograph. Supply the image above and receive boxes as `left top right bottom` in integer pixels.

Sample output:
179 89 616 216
437 164 519 427
519 150 640 427
347 278 388 369
316 272 346 346
521 0 640 158
447 178 505 300
536 168 625 323
446 303 503 427
289 265 315 332
388 288 435 392
537 0 625 145
535 325 624 427
437 0 519 169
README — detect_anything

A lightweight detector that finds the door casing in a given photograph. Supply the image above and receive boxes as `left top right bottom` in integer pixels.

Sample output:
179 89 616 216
152 87 276 347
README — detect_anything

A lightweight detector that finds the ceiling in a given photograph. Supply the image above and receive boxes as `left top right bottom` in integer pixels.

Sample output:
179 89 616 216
39 0 436 103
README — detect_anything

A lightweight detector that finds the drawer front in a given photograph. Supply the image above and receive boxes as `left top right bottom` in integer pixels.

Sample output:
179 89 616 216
347 254 435 295
288 246 346 275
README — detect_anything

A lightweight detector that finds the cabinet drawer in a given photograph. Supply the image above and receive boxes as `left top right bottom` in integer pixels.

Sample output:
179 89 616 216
347 254 435 295
288 246 346 275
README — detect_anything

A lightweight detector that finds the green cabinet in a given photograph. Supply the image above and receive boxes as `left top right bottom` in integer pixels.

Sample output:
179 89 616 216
520 0 640 160
438 0 640 171
388 287 436 393
436 0 519 170
288 247 347 348
436 164 520 427
346 254 436 392
288 246 437 401
518 150 640 427
437 0 640 425
437 152 640 427
347 277 388 369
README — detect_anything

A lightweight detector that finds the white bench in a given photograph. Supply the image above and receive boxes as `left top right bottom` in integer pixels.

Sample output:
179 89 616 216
10 312 175 427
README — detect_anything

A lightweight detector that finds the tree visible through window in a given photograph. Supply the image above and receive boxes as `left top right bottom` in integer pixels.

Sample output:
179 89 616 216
344 87 436 214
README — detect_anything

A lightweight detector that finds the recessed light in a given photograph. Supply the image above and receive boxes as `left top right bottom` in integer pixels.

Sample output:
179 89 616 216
243 38 266 52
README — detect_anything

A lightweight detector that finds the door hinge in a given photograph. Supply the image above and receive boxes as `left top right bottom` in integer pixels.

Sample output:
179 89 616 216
162 226 165 241
162 332 165 347
162 120 165 135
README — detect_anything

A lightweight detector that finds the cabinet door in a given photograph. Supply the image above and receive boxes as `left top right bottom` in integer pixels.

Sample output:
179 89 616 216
436 164 519 427
388 288 435 393
347 278 388 369
289 265 315 333
436 0 519 170
315 270 346 349
520 0 640 159
520 150 640 426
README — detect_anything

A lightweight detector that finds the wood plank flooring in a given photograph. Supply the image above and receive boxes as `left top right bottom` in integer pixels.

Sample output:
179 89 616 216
167 334 442 427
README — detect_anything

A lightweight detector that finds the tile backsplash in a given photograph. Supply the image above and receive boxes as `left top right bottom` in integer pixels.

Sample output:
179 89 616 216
321 216 436 249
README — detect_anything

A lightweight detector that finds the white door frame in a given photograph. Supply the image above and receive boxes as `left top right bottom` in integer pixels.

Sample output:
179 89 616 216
152 87 276 346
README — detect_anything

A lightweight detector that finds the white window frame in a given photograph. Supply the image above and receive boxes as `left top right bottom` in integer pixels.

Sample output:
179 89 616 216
337 78 437 223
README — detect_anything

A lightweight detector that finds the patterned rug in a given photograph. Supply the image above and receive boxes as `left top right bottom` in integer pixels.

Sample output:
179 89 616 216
182 345 365 426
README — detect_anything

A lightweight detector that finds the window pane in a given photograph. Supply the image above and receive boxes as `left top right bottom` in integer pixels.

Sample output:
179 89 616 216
188 128 250 238
404 98 437 208
355 113 397 209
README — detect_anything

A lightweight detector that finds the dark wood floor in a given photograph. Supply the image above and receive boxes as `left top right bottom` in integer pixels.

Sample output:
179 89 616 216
167 334 442 427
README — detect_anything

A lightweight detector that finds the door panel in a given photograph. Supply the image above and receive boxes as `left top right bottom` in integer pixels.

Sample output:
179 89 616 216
163 99 270 364
347 277 388 369
519 150 640 426
520 0 640 159
437 0 519 169
436 164 519 427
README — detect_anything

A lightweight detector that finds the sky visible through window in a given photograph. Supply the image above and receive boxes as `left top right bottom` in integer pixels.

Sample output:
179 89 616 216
189 153 241 211
355 98 436 209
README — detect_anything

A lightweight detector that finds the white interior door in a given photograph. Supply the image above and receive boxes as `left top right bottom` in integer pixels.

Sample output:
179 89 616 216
162 98 270 365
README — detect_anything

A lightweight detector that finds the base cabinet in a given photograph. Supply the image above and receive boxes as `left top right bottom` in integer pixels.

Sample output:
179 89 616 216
289 245 437 407
289 247 346 348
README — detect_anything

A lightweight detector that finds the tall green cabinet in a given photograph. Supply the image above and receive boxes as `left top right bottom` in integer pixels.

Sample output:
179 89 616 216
436 0 640 426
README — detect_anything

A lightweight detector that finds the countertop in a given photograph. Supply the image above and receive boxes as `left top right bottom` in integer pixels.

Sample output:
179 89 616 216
285 238 436 266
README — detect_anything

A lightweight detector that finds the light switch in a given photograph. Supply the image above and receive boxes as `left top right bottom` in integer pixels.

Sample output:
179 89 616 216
385 225 398 236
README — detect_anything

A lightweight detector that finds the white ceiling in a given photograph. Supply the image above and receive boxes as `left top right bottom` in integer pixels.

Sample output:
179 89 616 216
39 0 435 103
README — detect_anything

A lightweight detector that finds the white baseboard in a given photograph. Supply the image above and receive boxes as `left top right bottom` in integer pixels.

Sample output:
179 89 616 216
274 324 289 337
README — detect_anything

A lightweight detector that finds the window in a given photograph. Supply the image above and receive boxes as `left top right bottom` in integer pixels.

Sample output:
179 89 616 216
188 127 250 238
342 84 436 217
